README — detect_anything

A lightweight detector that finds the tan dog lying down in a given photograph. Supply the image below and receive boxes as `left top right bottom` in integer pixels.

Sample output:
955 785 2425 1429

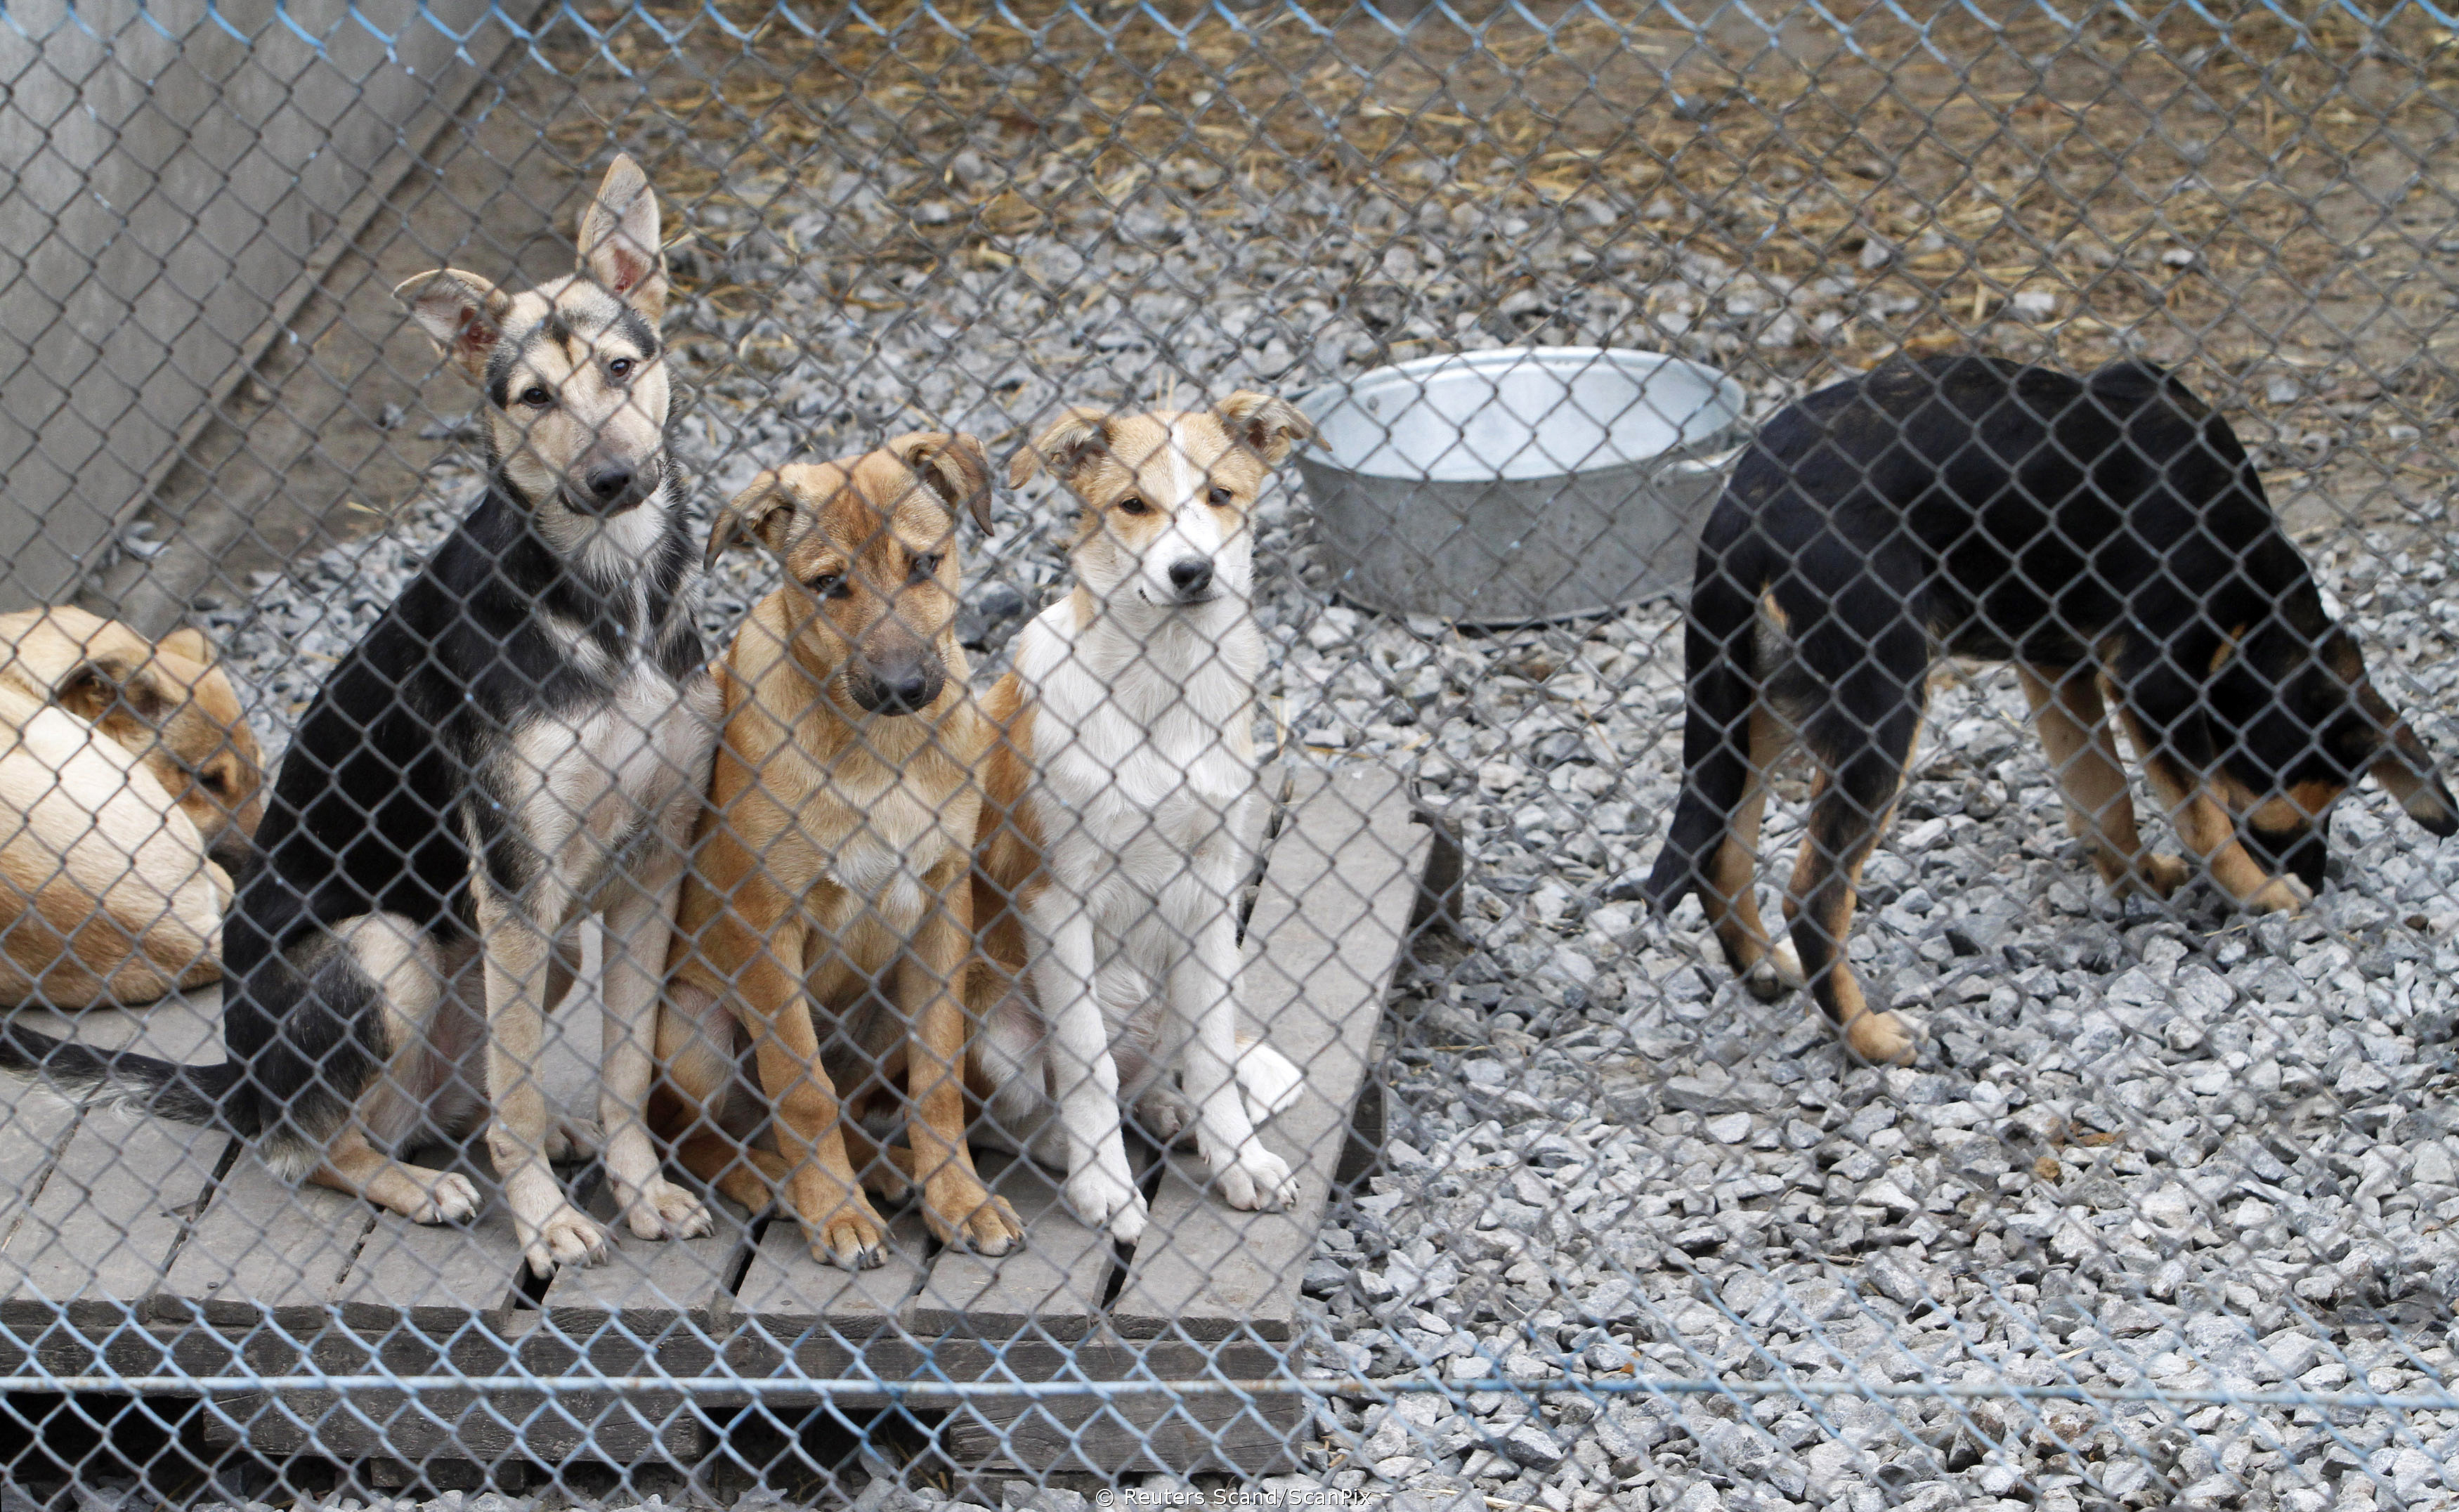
0 608 267 1007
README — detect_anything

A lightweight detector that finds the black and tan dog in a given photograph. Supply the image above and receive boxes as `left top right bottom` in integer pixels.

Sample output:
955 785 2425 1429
1645 356 2457 1064
0 156 718 1275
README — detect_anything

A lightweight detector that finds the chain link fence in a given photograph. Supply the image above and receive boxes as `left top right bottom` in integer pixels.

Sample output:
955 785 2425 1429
1 1 2458 1508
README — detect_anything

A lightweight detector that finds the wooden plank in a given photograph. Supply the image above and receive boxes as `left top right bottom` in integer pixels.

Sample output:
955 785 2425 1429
1111 762 1430 1342
945 1389 1303 1478
157 1152 376 1327
0 1093 84 1258
736 1204 931 1338
732 1204 931 1393
330 1161 524 1334
0 1109 230 1328
936 1334 1297 1475
908 1149 1115 1341
536 1184 754 1376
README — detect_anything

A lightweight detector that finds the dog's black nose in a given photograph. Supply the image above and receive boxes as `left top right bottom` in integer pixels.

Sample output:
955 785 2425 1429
1168 559 1213 597
887 672 934 708
585 465 635 505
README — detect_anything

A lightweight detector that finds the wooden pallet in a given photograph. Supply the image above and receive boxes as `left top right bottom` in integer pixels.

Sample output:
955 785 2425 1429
0 760 1435 1476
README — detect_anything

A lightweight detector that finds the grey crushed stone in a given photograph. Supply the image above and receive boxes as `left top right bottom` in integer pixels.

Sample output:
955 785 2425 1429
176 169 2459 1512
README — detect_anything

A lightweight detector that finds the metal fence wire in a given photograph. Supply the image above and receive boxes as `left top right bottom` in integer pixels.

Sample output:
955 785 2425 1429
4 0 2459 1508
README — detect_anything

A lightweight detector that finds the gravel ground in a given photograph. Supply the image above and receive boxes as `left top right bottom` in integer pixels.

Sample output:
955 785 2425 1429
167 163 2459 1512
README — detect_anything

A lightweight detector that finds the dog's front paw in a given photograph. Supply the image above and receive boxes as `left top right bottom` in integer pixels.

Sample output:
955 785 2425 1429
1067 1166 1149 1245
412 1172 481 1226
544 1116 601 1163
2245 875 2313 915
1843 1009 1918 1067
622 1177 714 1242
925 1180 1026 1256
525 1204 611 1278
811 1199 892 1270
1210 1142 1299 1213
1744 941 1806 1003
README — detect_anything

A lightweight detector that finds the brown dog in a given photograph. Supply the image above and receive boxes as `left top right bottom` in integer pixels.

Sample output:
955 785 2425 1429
0 609 267 1008
655 434 1026 1269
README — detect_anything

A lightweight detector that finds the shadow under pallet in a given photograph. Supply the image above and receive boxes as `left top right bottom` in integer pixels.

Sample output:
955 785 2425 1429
0 760 1440 1478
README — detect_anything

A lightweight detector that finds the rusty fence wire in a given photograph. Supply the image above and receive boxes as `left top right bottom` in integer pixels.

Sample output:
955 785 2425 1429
1 2 2458 1511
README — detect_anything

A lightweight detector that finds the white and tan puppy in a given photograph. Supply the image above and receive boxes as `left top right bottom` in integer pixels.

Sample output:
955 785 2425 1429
0 609 267 1007
972 393 1312 1241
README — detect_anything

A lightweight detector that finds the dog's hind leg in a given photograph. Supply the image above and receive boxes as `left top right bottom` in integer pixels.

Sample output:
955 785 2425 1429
1645 580 1803 996
2016 664 2189 899
1702 697 1803 1001
314 1127 481 1225
297 914 481 1223
1783 617 1928 1067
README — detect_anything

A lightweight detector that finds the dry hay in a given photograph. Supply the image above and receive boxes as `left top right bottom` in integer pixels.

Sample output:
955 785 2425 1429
517 1 2459 434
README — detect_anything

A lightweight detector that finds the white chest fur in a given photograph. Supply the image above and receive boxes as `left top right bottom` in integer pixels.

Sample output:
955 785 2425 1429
498 655 718 905
811 753 950 930
1017 599 1261 889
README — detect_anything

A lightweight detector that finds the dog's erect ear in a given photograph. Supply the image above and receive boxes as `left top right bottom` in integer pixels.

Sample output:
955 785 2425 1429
895 432 996 535
1215 390 1315 466
1007 408 1113 490
578 153 668 323
57 653 174 728
158 627 215 667
707 470 800 568
396 270 513 381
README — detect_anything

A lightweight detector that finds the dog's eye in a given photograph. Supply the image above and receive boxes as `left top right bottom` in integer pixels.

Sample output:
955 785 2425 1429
807 572 847 597
607 358 634 381
911 553 944 582
1208 487 1234 509
1117 496 1152 516
518 385 552 408
200 770 230 795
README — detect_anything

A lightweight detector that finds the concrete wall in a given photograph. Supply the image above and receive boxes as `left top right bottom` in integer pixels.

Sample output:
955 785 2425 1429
0 0 501 611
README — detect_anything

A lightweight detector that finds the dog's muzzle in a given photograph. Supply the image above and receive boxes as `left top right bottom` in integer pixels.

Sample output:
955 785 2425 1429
849 660 945 716
563 458 660 516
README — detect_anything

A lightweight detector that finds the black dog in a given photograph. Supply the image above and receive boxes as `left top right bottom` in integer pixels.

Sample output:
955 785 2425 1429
1644 356 2456 1064
0 157 720 1275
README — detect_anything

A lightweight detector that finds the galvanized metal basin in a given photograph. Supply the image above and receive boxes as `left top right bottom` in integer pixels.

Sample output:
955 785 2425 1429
1293 347 1748 625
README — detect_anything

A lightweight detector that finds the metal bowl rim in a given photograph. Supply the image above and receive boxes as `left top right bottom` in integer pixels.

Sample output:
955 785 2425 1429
1293 345 1749 483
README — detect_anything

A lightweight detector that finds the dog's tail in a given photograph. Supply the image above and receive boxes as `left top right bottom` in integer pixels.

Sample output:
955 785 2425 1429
1642 541 1767 920
0 1024 254 1133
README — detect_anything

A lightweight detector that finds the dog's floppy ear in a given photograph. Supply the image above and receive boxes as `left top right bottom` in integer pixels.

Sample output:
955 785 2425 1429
1007 408 1113 490
396 270 513 381
56 652 174 729
578 153 668 323
894 432 996 535
706 469 800 568
158 627 214 667
1215 390 1315 466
